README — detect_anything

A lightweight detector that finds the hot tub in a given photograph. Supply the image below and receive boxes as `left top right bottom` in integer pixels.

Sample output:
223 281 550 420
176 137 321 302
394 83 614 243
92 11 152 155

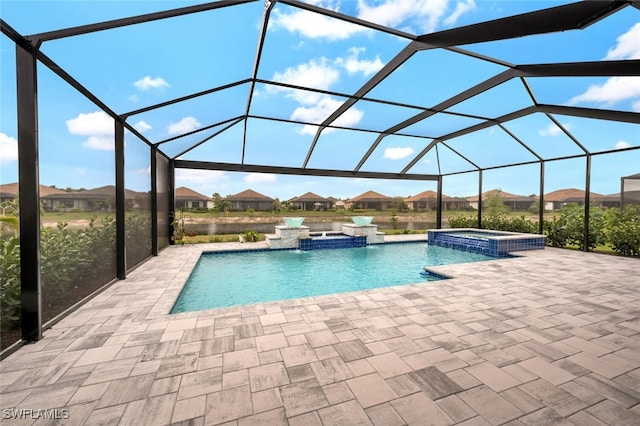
428 228 546 257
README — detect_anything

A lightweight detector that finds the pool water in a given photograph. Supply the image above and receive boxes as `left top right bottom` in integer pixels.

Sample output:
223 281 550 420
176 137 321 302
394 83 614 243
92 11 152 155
171 243 496 313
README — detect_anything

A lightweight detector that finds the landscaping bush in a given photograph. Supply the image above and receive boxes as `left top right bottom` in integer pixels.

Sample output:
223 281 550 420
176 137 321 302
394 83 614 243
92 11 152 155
605 205 640 256
0 235 20 332
551 203 606 251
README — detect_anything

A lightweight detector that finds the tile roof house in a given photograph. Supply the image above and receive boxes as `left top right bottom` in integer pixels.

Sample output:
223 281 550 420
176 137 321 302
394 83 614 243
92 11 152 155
224 189 274 211
175 187 214 209
0 182 67 210
42 185 146 211
289 192 330 211
467 189 537 211
543 188 614 211
345 190 394 211
405 190 469 211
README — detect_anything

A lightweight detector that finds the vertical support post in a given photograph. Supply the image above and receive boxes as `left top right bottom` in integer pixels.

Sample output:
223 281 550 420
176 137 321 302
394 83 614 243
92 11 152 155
583 155 591 252
538 161 545 235
620 177 625 211
477 170 483 229
436 176 443 229
16 43 42 342
115 119 126 278
168 160 176 244
150 145 158 256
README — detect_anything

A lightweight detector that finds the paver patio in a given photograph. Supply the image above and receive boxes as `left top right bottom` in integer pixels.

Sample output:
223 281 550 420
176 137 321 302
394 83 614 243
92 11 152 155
1 235 639 425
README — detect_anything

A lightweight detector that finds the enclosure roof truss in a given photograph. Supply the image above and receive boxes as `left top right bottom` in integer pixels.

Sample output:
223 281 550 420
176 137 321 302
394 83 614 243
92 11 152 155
2 0 639 180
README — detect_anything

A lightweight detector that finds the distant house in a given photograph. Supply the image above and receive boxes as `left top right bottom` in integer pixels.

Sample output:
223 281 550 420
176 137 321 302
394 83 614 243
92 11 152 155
225 189 274 211
544 188 618 211
327 197 345 209
175 187 214 209
405 190 469 211
621 173 640 208
467 189 536 211
346 190 394 211
0 182 67 210
289 192 330 211
42 185 145 211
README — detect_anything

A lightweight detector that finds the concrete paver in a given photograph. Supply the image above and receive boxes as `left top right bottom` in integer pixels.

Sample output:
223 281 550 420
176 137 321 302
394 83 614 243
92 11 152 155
1 237 639 425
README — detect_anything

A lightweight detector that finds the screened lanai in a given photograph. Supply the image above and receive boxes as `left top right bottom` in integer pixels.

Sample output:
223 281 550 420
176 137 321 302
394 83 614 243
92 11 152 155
1 0 639 350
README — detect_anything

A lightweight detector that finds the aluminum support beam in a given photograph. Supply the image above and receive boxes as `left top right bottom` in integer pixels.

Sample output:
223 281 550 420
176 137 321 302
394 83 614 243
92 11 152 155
16 41 42 342
168 161 176 245
584 155 592 252
416 1 627 47
477 171 483 229
151 146 158 256
174 160 438 181
436 177 443 229
115 119 126 279
30 1 255 42
539 162 545 235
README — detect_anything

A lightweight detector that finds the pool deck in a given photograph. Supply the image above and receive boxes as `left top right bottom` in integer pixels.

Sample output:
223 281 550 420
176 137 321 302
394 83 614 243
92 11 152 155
1 235 640 425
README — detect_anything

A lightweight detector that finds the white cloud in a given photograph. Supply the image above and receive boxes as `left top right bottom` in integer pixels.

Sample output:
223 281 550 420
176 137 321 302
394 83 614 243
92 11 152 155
335 47 384 77
539 122 570 137
358 0 450 33
135 167 151 176
66 111 113 136
175 169 227 184
270 54 381 133
615 140 630 149
568 76 640 106
605 22 640 60
134 76 169 91
270 3 367 41
270 0 474 39
0 133 18 165
244 173 277 184
570 24 640 108
383 146 414 160
273 58 340 93
168 116 201 135
133 120 152 133
82 136 114 151
293 96 364 134
444 0 476 26
66 111 115 151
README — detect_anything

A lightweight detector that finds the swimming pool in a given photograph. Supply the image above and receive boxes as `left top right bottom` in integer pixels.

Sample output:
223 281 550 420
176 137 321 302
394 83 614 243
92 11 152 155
171 243 496 313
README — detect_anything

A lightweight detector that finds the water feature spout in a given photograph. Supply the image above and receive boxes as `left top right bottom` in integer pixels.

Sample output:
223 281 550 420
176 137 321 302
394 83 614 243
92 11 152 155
283 217 305 228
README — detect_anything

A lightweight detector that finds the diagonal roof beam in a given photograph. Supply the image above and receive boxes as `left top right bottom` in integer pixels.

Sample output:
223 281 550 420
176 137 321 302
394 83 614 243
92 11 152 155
416 1 629 47
156 115 245 146
355 69 518 173
122 79 252 118
517 60 640 77
538 104 640 124
242 0 277 165
173 117 245 160
29 0 255 42
175 160 438 181
400 106 538 174
302 42 420 168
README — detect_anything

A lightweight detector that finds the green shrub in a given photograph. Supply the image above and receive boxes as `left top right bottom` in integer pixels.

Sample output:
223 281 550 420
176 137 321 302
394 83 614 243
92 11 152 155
0 235 20 331
241 230 260 242
605 205 640 256
543 216 569 248
448 216 477 228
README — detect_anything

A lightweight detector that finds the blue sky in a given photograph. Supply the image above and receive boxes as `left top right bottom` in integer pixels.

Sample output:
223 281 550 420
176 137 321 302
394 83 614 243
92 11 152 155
1 0 638 200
